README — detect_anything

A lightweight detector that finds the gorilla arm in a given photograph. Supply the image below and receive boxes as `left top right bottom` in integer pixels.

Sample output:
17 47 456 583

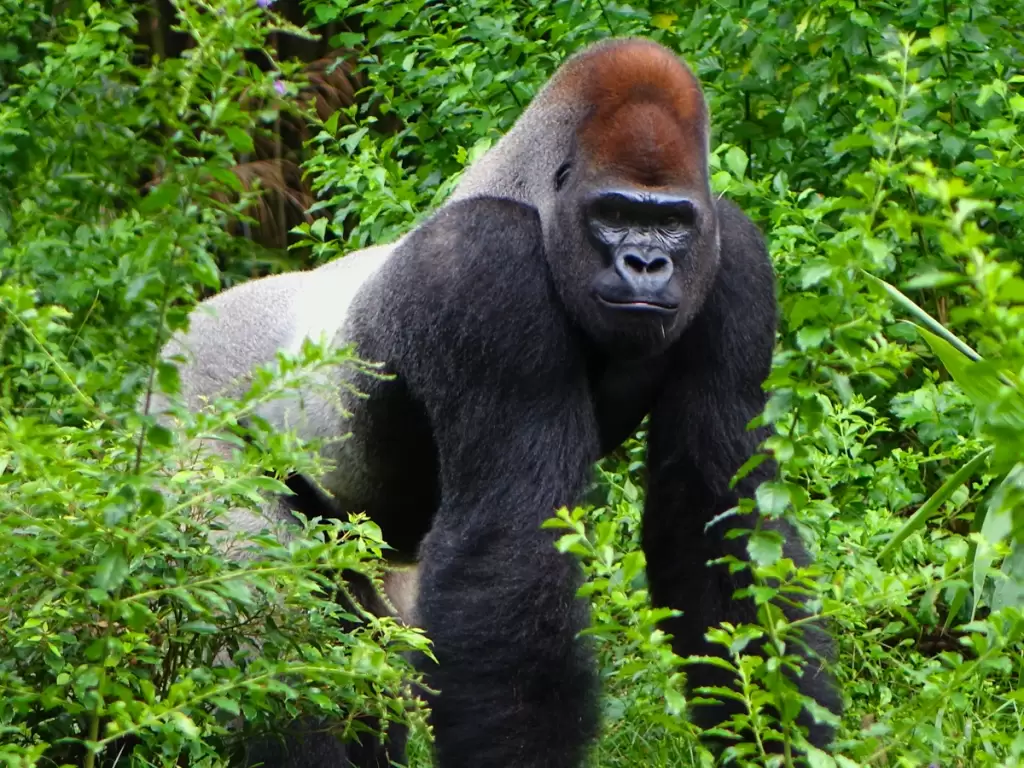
354 196 602 768
641 199 842 749
149 243 397 558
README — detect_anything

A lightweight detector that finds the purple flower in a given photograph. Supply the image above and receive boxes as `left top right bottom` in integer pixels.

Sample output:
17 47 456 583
273 80 286 96
256 0 274 8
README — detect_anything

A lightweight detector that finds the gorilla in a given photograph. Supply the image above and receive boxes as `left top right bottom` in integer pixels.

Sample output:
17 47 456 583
155 37 842 768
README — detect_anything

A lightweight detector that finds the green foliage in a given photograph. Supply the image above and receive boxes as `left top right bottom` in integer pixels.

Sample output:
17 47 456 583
2 0 1023 766
0 2 426 765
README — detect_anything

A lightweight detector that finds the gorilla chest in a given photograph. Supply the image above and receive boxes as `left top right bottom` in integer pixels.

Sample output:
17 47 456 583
588 353 669 454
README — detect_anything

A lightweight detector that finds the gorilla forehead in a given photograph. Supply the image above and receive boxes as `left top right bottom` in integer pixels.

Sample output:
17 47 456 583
571 43 707 188
582 101 704 188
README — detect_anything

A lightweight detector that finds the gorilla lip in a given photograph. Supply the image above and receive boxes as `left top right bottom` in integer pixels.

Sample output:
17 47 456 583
596 296 678 315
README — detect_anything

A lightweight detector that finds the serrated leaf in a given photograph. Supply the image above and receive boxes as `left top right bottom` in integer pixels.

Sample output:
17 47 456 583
748 529 784 566
800 262 833 288
93 551 128 592
755 482 791 517
796 326 829 350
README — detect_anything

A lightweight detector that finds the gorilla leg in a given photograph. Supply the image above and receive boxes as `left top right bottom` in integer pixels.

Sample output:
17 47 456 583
641 202 842 752
643 486 840 750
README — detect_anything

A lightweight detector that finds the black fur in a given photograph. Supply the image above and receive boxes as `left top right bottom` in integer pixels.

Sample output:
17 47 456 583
241 196 840 767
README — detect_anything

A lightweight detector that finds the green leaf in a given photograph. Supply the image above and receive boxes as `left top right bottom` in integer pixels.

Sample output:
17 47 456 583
755 482 791 517
330 32 365 48
878 447 993 561
832 134 875 153
170 712 199 739
980 463 1024 549
207 166 244 194
796 326 829 350
807 746 837 768
93 551 129 592
310 217 329 241
147 424 173 449
800 262 833 288
991 541 1024 611
663 686 686 715
850 10 875 27
913 326 1024 426
902 270 967 290
748 529 784 566
225 126 254 154
314 4 339 23
860 73 896 94
973 465 1024 616
724 146 748 178
139 182 181 214
179 621 219 634
157 361 181 396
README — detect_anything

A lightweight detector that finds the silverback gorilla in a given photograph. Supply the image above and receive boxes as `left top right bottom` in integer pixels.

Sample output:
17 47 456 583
157 37 842 767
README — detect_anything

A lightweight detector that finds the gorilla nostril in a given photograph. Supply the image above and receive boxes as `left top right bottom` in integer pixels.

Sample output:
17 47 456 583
622 253 648 274
647 256 671 274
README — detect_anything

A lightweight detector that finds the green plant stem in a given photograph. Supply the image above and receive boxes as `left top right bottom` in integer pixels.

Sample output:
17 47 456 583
878 446 994 561
862 270 982 362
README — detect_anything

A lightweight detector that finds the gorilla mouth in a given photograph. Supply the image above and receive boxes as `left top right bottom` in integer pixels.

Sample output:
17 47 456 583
597 296 678 315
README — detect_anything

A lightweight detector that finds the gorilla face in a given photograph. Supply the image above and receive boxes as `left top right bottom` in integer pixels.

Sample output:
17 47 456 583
544 163 720 359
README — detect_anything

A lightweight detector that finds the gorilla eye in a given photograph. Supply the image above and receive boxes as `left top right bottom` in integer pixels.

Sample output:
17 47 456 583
554 162 572 191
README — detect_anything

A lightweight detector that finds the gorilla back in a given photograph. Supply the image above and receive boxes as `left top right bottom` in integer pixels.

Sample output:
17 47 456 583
158 36 842 768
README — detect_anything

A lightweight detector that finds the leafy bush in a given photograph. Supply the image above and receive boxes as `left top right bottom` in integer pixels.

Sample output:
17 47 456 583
1 0 1021 766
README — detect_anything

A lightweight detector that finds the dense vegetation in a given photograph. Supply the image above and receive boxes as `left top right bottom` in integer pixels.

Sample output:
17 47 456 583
1 0 1021 766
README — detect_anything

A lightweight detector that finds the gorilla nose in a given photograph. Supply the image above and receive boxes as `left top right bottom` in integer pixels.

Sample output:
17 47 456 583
614 250 674 293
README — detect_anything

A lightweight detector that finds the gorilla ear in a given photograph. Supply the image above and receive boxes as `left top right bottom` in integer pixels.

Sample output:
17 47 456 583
554 162 572 191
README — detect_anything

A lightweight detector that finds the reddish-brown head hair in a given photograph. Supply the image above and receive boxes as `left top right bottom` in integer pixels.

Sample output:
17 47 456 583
551 39 708 189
